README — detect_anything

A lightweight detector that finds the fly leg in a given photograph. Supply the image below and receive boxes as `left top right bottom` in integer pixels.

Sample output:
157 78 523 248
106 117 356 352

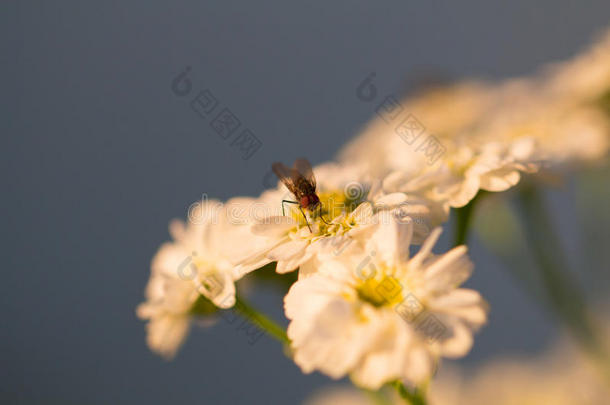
318 204 331 225
283 199 312 232
299 206 313 233
281 200 299 216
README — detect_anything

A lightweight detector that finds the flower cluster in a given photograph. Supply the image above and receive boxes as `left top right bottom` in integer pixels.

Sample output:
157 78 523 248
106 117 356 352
340 28 610 211
137 28 610 392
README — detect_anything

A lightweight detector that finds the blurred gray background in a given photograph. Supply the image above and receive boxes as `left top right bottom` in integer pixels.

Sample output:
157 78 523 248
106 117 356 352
3 1 610 404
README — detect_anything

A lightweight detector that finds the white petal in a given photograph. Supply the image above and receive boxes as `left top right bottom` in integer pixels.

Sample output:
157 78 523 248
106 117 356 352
429 290 489 325
268 239 309 261
232 238 288 278
145 315 190 359
151 243 192 279
430 288 484 307
251 216 296 236
409 227 442 269
276 249 310 274
371 213 413 266
168 219 186 241
291 299 367 378
424 246 473 293
196 271 236 309
434 316 474 358
350 313 410 389
351 202 373 225
480 169 521 191
448 176 480 208
374 192 408 207
401 344 436 384
284 275 339 322
510 136 536 160
297 257 319 279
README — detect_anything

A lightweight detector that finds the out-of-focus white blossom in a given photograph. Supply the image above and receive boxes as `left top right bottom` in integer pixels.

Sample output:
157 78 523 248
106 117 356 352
546 27 610 102
339 28 610 209
136 200 251 358
381 137 540 208
429 338 610 405
339 81 495 180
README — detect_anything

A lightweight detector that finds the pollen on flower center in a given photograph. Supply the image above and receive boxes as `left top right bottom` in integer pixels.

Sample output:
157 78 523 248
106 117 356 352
356 274 405 308
287 189 366 238
318 190 363 220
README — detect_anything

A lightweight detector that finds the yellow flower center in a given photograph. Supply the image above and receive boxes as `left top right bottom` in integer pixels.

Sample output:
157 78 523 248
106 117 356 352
356 274 405 308
286 189 366 240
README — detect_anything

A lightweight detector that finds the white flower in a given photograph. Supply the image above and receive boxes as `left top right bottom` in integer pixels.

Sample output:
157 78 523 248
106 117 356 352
231 163 374 276
136 200 242 358
236 201 376 276
382 137 540 208
136 269 196 359
233 163 442 278
339 30 610 210
284 215 488 389
339 81 495 180
339 93 543 209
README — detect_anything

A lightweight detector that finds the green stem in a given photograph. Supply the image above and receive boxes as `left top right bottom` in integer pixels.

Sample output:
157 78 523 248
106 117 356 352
515 185 610 382
453 191 486 247
362 388 392 405
234 294 290 346
392 381 427 405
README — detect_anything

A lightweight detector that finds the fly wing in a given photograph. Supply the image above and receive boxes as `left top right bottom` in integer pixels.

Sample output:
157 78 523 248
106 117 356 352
272 162 300 196
293 158 316 191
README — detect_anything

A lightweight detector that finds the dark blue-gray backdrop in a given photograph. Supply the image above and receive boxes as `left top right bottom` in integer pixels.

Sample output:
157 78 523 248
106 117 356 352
3 1 610 404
